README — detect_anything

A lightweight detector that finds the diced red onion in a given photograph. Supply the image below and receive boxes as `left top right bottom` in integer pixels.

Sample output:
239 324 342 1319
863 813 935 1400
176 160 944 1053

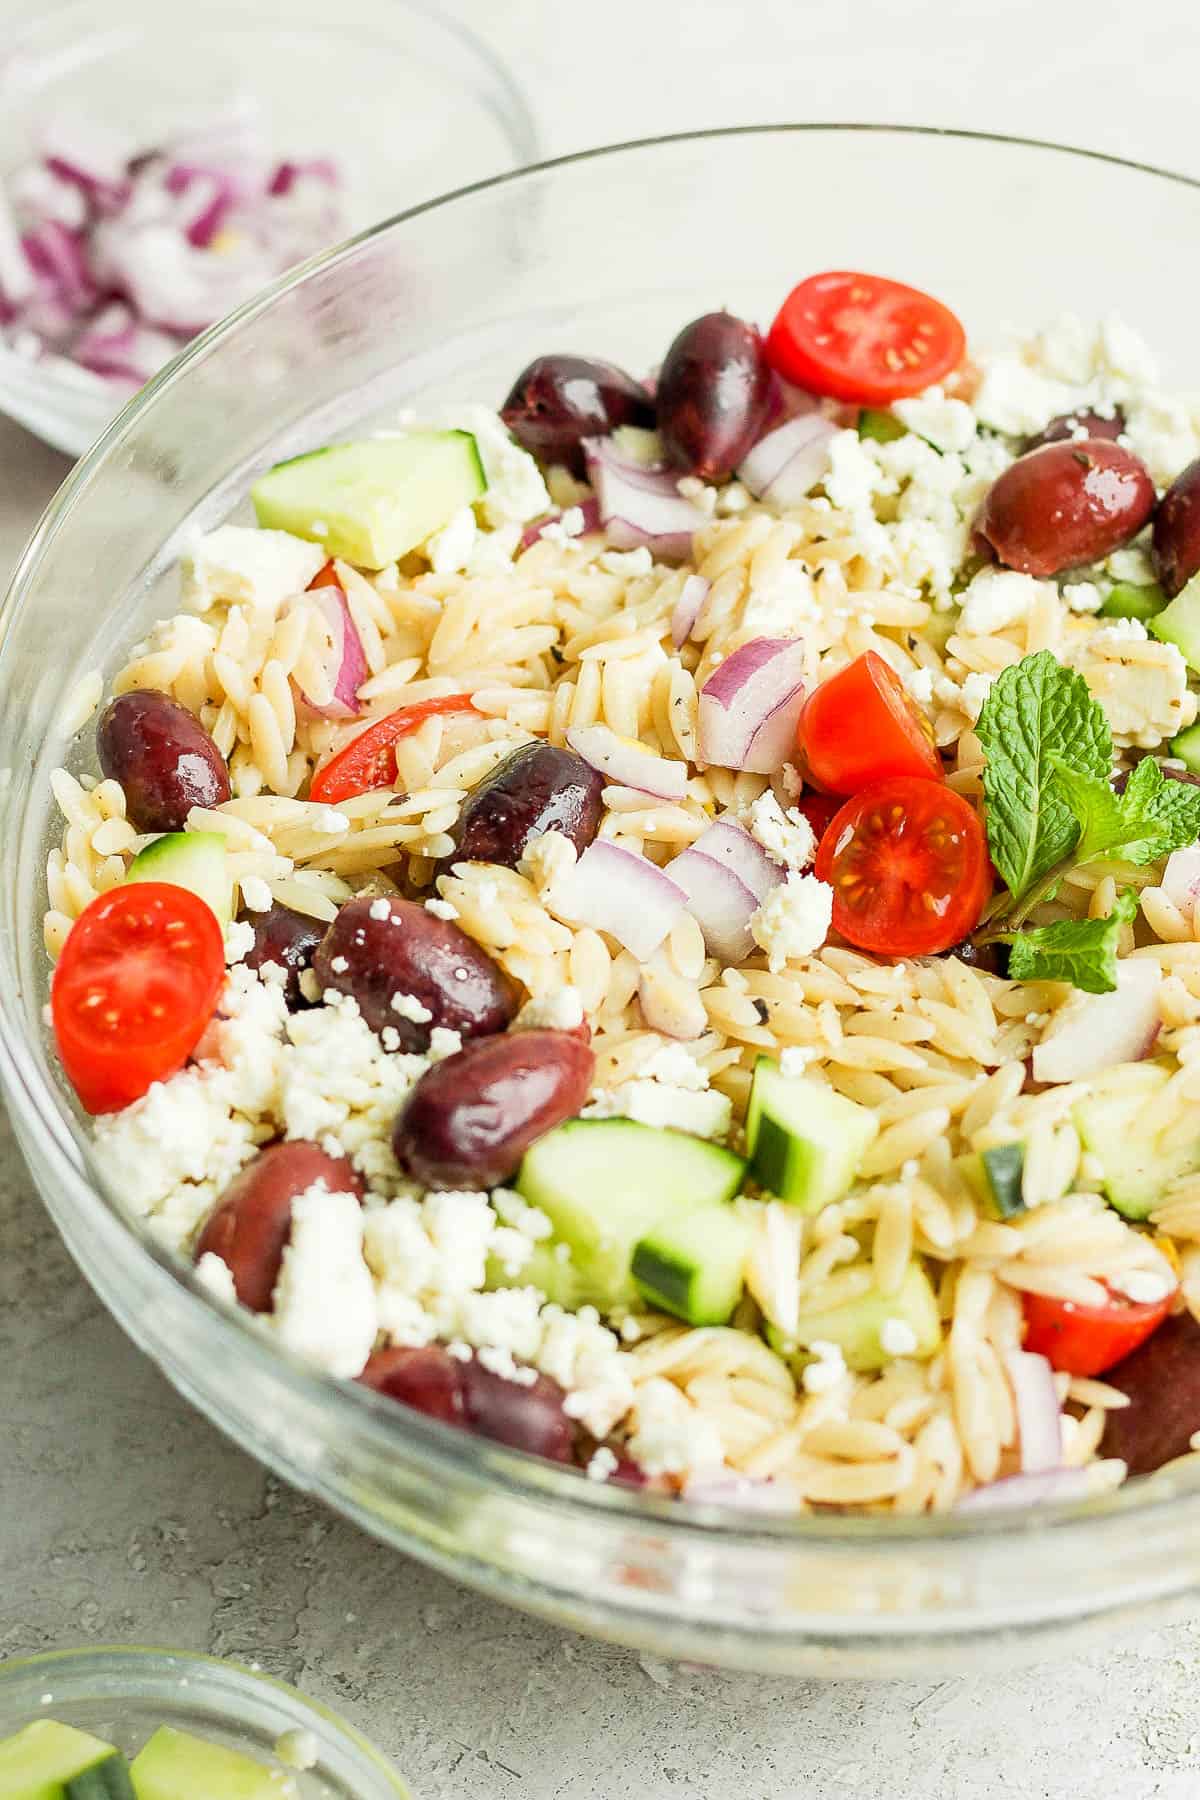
1003 1349 1062 1474
7 162 87 230
292 584 367 720
163 165 240 249
739 413 838 508
22 222 94 311
551 839 685 961
697 637 809 773
671 574 709 649
39 115 134 208
566 724 687 800
1031 959 1162 1085
583 438 706 562
689 820 784 905
72 303 181 383
269 158 340 196
956 1468 1101 1513
1162 846 1200 921
518 497 601 552
665 844 760 963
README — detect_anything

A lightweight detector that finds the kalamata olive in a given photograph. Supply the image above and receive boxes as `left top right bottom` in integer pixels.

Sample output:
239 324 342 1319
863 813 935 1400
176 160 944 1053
1152 455 1200 598
97 689 232 832
946 938 1010 978
239 902 324 1008
359 1345 465 1424
975 439 1156 577
439 742 604 876
1099 1312 1200 1475
656 311 773 482
1024 406 1125 452
312 896 518 1050
460 1358 575 1462
196 1140 363 1312
500 354 655 476
393 1028 594 1189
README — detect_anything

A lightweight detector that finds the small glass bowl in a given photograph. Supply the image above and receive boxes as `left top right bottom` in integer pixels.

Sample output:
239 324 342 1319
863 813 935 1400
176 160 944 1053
0 1647 410 1799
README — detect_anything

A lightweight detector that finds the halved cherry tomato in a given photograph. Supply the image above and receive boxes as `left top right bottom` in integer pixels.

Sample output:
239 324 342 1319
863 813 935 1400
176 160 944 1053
814 775 991 957
800 651 942 795
794 788 843 840
309 694 478 805
766 272 967 405
310 560 341 589
51 883 224 1115
1022 1285 1175 1377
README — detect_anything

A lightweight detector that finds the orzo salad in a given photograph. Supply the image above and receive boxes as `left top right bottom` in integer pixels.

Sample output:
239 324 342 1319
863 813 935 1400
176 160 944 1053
44 270 1200 1513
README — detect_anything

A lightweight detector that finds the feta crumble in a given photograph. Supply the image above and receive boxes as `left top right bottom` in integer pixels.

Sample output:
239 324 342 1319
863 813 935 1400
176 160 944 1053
194 1251 238 1305
181 526 325 616
270 1184 378 1378
750 873 833 972
424 897 460 921
801 1340 848 1395
958 567 1046 636
880 1317 919 1357
426 505 477 575
369 897 392 921
743 791 816 872
514 986 585 1032
239 873 273 913
627 1377 725 1477
391 992 433 1025
587 1445 620 1482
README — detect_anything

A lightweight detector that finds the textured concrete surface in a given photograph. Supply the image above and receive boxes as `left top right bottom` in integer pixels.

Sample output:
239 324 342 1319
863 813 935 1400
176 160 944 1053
7 2 1200 1790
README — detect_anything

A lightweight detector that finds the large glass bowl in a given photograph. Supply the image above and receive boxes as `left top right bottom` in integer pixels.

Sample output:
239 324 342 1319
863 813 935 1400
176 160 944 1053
6 128 1200 1677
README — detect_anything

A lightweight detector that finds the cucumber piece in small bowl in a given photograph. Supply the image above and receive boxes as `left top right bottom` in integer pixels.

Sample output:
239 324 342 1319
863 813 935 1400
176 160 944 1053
0 1720 133 1800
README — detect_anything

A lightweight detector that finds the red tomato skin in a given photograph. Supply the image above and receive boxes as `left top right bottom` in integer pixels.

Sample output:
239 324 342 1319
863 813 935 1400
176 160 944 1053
309 694 478 805
814 776 991 958
800 651 942 795
1022 1288 1174 1377
51 883 225 1115
767 271 967 405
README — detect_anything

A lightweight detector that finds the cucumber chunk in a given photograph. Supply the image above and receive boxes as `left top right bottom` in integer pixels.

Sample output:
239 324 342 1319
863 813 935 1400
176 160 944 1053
251 432 486 570
0 1720 123 1800
745 1058 878 1213
1150 571 1200 671
1074 1062 1200 1220
770 1261 941 1372
126 831 233 926
515 1119 746 1310
1169 719 1200 774
632 1203 750 1325
957 1143 1026 1220
858 408 905 444
129 1727 289 1800
1101 581 1166 621
485 1237 583 1309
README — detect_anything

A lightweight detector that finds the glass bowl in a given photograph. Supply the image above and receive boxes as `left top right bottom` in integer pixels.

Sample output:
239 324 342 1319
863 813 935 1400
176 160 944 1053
6 127 1200 1678
0 0 537 455
0 1646 409 1797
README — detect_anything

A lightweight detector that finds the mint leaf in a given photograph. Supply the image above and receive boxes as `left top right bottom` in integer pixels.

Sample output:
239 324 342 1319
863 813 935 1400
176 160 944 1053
1047 760 1135 864
1006 890 1137 993
976 651 1111 900
1050 755 1200 868
1126 757 1200 857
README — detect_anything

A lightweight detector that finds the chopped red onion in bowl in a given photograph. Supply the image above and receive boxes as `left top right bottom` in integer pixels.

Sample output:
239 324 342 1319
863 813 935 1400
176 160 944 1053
697 636 809 773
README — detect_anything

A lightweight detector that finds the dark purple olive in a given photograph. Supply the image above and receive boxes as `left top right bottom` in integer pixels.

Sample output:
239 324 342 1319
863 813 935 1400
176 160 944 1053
975 439 1156 577
656 311 773 481
312 896 518 1050
461 1359 575 1462
946 938 1010 978
1153 455 1200 599
239 902 324 1008
359 1345 466 1425
439 741 604 875
1024 406 1125 452
1112 761 1200 797
97 689 231 832
196 1141 363 1312
393 1029 594 1189
500 354 655 476
1100 1312 1200 1476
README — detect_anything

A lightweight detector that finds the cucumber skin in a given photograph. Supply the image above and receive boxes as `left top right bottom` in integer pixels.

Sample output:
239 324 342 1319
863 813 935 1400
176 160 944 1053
1170 719 1200 774
1150 573 1200 670
631 1206 749 1326
959 1145 1026 1220
65 1753 137 1800
0 1721 124 1800
125 830 232 927
746 1059 877 1213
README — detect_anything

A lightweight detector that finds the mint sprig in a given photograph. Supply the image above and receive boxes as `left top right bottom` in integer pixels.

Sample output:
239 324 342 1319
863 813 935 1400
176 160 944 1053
1004 890 1138 994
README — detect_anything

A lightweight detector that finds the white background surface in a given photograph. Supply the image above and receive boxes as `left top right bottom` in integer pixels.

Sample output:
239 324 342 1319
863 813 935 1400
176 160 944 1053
4 3 1200 1795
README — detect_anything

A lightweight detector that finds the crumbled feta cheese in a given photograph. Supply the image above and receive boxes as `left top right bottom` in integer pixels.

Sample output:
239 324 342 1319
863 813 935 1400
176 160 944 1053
600 546 654 577
239 874 273 913
364 1187 499 1344
904 666 935 705
440 405 551 528
270 1184 378 1378
428 1027 463 1061
274 1730 319 1773
639 1041 709 1091
181 526 325 615
514 986 585 1032
958 567 1045 635
627 1376 725 1476
426 505 477 575
194 1251 238 1305
801 1339 848 1394
329 955 349 974
587 1445 620 1482
1121 394 1200 489
880 1317 919 1357
779 1046 818 1077
715 481 751 515
369 897 392 921
583 1081 733 1140
960 671 995 723
972 356 1076 437
892 387 976 453
1063 581 1104 615
223 920 256 965
743 791 817 872
741 562 818 635
424 897 459 921
1106 545 1156 586
476 1344 539 1385
750 873 833 972
560 505 586 538
313 809 349 834
391 992 433 1025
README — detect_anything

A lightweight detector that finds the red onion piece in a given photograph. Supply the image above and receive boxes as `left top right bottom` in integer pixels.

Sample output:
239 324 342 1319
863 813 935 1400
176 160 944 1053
689 820 784 904
566 724 687 800
1162 846 1200 920
518 497 601 553
671 574 709 649
72 303 181 383
583 438 705 562
292 583 367 720
551 838 686 960
956 1468 1101 1513
39 115 134 209
269 158 340 196
665 844 760 963
697 637 809 773
22 221 94 312
739 413 838 507
1031 959 1161 1085
1003 1349 1062 1474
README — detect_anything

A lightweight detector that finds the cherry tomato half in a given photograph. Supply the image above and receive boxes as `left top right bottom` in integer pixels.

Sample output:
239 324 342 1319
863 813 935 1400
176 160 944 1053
309 694 478 805
766 271 967 405
800 651 942 795
814 776 991 958
51 883 225 1114
1022 1286 1175 1378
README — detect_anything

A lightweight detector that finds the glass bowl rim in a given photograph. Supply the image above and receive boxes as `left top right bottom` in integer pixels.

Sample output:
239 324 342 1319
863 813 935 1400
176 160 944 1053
6 121 1200 1552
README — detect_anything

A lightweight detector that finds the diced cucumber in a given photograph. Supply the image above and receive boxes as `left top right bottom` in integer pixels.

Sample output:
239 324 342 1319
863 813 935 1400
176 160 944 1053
1073 1062 1200 1220
920 605 960 657
0 1721 124 1800
129 1727 288 1800
1170 719 1200 774
66 1755 136 1800
126 831 233 926
956 1143 1026 1220
610 425 665 465
1150 571 1200 671
1101 581 1166 621
515 1119 746 1310
858 408 905 444
485 1237 582 1310
251 431 486 570
632 1203 751 1326
745 1058 878 1213
770 1261 941 1372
